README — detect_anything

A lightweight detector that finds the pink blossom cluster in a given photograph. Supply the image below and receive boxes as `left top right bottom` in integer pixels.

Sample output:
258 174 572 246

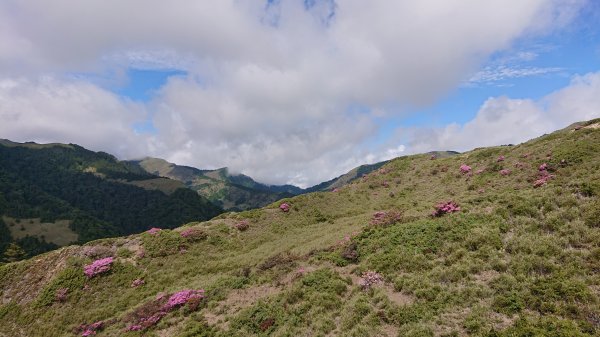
370 210 402 226
432 201 460 217
497 155 505 162
125 324 142 332
378 168 390 175
359 271 384 289
146 227 162 235
460 164 472 174
279 202 291 212
83 257 114 278
534 169 555 188
131 278 145 287
382 181 389 188
514 162 525 169
163 289 205 311
180 227 207 241
500 169 511 176
539 163 548 171
125 289 205 332
234 219 249 231
430 154 437 160
79 321 103 336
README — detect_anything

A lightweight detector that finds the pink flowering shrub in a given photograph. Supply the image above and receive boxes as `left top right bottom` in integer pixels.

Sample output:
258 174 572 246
131 278 145 287
83 257 114 278
514 162 525 169
180 228 207 241
125 325 142 332
500 169 511 176
460 164 472 174
539 163 548 171
432 201 460 217
534 169 555 188
146 227 162 235
497 155 505 162
382 181 389 188
78 321 103 336
125 289 205 331
430 154 437 160
164 289 205 311
234 219 249 231
279 202 291 212
370 210 402 226
359 271 384 289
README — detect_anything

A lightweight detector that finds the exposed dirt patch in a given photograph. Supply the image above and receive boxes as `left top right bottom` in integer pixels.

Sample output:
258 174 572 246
205 284 281 329
584 122 600 130
0 246 78 305
473 270 500 285
382 284 414 306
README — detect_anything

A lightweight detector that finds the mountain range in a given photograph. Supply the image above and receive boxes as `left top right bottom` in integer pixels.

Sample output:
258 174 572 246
0 139 395 261
0 119 598 336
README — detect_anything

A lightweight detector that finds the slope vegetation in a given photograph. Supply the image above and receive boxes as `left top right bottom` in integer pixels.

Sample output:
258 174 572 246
0 120 599 336
0 142 222 261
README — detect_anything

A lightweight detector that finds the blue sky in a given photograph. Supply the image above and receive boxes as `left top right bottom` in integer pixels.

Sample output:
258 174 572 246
1 1 599 186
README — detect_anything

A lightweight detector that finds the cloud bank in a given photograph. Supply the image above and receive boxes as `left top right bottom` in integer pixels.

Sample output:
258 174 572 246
0 0 591 186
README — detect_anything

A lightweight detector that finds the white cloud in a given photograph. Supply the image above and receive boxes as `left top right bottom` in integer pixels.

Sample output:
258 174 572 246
0 0 589 186
0 77 150 158
404 71 600 154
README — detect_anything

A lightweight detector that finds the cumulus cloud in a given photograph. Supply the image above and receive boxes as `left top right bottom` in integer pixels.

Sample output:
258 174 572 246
404 72 600 154
0 77 149 158
0 0 589 186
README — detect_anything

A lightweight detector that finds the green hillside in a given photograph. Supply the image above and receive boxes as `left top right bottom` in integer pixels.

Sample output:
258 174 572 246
0 141 223 261
0 120 599 336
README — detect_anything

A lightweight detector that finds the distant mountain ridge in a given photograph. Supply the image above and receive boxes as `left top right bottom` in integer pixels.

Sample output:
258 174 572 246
0 140 222 261
129 157 403 211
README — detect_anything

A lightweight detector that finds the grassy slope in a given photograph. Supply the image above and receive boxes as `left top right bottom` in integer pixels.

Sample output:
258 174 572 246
1 120 599 336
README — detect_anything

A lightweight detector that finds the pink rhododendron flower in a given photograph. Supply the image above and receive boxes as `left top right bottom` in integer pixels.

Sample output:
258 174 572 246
432 201 460 217
234 219 249 231
147 227 161 235
500 169 511 176
370 211 402 226
497 155 505 162
359 271 384 289
279 202 291 212
163 289 205 311
125 325 142 332
460 164 472 174
539 163 548 171
430 154 436 160
534 170 555 188
83 257 114 278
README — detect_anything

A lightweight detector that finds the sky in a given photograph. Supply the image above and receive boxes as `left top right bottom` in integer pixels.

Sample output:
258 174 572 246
1 1 599 187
